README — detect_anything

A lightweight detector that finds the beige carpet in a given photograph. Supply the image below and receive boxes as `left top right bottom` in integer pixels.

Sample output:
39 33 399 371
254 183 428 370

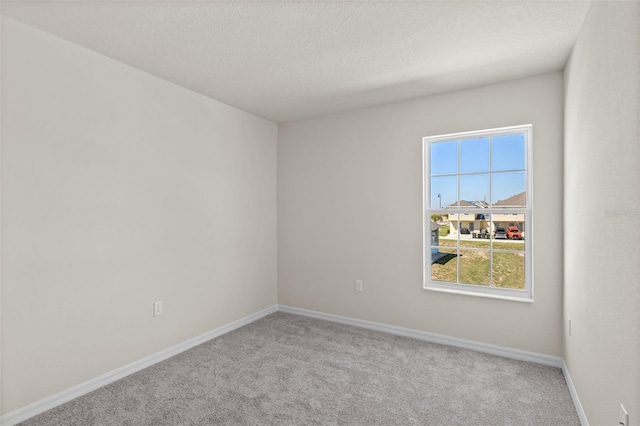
21 312 579 425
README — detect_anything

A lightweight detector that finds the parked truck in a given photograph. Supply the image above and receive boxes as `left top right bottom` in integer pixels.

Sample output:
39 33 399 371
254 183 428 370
506 226 523 240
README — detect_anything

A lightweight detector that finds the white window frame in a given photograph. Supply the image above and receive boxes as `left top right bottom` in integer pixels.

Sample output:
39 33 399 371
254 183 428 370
423 125 533 302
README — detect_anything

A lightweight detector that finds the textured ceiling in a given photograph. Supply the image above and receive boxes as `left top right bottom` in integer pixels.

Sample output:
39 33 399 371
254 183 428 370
1 1 591 123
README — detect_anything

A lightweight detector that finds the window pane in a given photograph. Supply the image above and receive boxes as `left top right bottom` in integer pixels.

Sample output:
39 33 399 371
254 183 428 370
431 227 458 283
492 252 525 289
456 213 475 237
491 216 525 249
459 249 490 286
431 175 457 209
493 213 524 251
438 221 451 239
439 219 457 249
491 172 526 207
460 174 489 207
491 133 525 172
473 213 491 241
450 214 491 240
460 137 489 174
430 140 457 175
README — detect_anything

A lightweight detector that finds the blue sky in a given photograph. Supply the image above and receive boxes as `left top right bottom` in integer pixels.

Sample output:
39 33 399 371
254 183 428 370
430 133 526 208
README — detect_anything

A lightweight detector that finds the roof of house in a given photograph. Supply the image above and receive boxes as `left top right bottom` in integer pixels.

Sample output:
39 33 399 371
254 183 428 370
430 220 440 231
447 200 488 208
494 191 526 207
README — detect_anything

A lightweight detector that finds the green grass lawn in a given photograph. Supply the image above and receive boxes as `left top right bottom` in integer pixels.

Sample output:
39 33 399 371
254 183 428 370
431 239 525 289
438 238 523 251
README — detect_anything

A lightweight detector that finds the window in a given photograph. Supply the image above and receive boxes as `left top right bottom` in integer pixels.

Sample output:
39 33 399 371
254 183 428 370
423 125 532 301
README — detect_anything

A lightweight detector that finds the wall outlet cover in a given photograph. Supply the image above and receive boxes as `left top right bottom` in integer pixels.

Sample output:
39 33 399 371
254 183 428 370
153 301 163 317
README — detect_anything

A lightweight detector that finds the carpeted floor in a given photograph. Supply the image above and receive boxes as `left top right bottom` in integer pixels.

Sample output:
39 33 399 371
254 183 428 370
21 312 579 425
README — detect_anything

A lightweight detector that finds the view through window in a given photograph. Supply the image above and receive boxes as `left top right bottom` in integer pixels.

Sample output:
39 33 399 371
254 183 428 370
423 125 532 300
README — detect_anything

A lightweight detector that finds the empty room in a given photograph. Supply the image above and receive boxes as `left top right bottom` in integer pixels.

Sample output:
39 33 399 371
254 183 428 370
1 1 638 425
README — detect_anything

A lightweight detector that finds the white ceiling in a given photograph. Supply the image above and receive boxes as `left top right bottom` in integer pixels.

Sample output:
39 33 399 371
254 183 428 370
1 1 591 123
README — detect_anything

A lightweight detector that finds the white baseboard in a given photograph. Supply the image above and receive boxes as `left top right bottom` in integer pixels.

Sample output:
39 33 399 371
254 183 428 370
278 304 563 368
562 360 589 426
0 305 278 426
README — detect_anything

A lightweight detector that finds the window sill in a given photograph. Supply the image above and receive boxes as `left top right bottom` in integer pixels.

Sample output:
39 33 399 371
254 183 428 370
424 284 533 303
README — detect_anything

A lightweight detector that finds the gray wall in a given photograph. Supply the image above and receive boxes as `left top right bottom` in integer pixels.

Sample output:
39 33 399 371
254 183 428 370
564 2 640 424
278 72 564 356
1 18 277 413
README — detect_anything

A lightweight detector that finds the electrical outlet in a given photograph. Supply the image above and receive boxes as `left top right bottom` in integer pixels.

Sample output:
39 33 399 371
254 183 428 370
619 404 629 426
355 280 363 292
153 301 163 317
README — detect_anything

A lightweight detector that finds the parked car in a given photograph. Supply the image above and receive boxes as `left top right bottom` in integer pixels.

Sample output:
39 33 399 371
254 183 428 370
460 228 470 234
494 227 507 239
506 226 523 240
